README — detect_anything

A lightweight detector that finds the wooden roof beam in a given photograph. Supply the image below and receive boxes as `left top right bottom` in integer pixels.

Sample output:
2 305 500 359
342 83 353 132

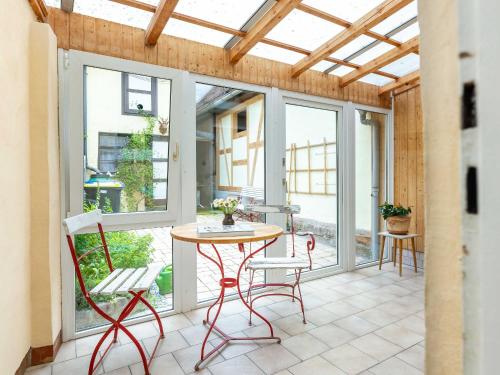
296 3 402 48
28 0 48 22
379 70 419 95
291 0 413 78
145 0 180 46
341 36 419 87
107 0 398 80
229 0 303 64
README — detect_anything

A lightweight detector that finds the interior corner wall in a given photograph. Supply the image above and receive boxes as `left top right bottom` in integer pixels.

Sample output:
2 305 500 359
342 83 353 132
418 0 464 374
0 0 36 373
29 22 61 351
393 86 425 253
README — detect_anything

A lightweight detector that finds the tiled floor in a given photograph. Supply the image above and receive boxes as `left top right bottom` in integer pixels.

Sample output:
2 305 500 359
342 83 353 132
29 263 424 375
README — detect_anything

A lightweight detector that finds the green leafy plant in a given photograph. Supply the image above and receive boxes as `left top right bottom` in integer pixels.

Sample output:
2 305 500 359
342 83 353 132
378 202 412 220
75 193 154 309
115 107 155 212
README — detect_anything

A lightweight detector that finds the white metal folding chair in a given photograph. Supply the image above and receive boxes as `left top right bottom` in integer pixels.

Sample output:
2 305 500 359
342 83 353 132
242 205 315 324
63 210 164 375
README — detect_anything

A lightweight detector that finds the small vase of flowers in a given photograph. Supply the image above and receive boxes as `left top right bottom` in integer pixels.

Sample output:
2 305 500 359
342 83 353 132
212 197 239 225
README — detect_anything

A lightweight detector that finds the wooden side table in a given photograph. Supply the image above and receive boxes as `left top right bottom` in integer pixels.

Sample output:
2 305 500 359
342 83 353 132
378 231 419 276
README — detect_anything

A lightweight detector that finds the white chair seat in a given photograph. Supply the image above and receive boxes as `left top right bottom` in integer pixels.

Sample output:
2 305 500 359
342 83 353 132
247 257 310 270
90 263 164 295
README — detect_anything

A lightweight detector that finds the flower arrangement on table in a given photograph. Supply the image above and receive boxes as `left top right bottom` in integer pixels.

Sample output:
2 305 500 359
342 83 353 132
212 197 240 225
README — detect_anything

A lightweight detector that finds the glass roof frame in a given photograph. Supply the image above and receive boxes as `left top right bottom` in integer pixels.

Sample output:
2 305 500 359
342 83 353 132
324 15 418 74
46 0 420 85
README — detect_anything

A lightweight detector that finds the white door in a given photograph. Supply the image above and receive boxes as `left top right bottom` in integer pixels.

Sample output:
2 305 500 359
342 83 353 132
60 50 191 339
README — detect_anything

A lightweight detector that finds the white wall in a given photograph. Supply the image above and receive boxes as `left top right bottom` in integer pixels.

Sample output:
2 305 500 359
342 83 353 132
85 66 171 170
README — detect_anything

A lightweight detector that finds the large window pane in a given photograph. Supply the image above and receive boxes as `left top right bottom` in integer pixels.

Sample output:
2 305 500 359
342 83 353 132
355 110 387 265
195 83 266 302
84 66 171 213
285 104 338 272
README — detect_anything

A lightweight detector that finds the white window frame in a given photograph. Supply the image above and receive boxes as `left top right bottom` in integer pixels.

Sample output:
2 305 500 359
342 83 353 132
58 49 394 340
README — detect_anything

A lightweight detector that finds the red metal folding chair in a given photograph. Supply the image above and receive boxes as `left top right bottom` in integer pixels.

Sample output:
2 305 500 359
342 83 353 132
63 210 165 375
241 205 315 324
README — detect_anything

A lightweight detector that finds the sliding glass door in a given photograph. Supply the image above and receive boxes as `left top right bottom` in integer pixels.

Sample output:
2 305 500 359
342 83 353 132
284 99 341 274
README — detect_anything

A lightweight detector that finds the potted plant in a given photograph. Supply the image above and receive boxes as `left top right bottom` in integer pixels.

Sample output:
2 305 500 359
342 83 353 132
212 197 239 225
379 202 412 235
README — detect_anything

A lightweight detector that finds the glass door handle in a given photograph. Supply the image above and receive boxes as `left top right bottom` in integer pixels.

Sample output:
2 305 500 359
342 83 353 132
172 142 179 161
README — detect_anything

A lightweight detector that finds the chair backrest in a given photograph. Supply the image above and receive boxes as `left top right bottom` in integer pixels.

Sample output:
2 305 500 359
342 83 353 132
63 209 103 235
63 210 113 296
239 186 264 205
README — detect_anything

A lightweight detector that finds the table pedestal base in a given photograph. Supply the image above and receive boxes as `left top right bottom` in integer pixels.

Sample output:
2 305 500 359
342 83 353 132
194 240 280 371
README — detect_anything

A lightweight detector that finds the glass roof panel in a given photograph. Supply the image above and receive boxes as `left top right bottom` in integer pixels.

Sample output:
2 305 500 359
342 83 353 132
73 0 153 30
302 0 386 23
359 73 394 86
379 53 420 76
174 0 268 30
391 22 420 43
370 1 418 35
163 18 232 47
311 61 334 72
265 9 344 51
330 35 375 60
249 43 305 65
329 65 355 77
349 42 394 65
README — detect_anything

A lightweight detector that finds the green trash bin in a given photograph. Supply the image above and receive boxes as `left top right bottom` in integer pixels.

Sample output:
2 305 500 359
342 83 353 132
155 265 173 295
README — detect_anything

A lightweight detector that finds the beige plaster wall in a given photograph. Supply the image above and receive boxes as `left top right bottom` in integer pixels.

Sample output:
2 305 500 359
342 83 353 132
0 0 35 373
30 22 61 349
418 0 464 374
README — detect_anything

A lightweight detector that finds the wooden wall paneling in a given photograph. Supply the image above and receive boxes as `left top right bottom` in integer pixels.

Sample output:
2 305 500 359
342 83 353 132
121 25 134 60
415 86 425 250
69 13 84 50
83 16 96 52
407 87 417 237
96 18 110 56
394 86 424 252
54 8 69 49
109 22 122 58
394 93 402 206
157 35 168 66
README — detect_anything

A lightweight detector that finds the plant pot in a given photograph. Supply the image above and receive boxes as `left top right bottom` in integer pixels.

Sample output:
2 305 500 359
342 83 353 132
222 213 235 226
155 265 173 295
386 215 411 235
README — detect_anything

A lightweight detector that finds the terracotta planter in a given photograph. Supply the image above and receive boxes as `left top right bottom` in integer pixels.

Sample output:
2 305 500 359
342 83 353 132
386 215 411 235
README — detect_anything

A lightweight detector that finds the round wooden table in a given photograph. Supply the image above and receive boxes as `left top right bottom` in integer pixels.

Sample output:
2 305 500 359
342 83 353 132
171 222 283 371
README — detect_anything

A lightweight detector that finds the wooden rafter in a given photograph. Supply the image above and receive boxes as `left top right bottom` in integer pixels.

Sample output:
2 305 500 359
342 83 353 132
145 0 180 46
379 70 420 95
291 0 413 78
296 3 402 48
229 0 303 64
28 0 48 22
341 36 419 87
108 0 398 79
393 80 420 96
61 0 74 13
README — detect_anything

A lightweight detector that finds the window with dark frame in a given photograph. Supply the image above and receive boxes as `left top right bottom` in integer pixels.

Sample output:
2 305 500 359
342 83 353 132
97 132 169 207
236 109 247 133
122 72 158 116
